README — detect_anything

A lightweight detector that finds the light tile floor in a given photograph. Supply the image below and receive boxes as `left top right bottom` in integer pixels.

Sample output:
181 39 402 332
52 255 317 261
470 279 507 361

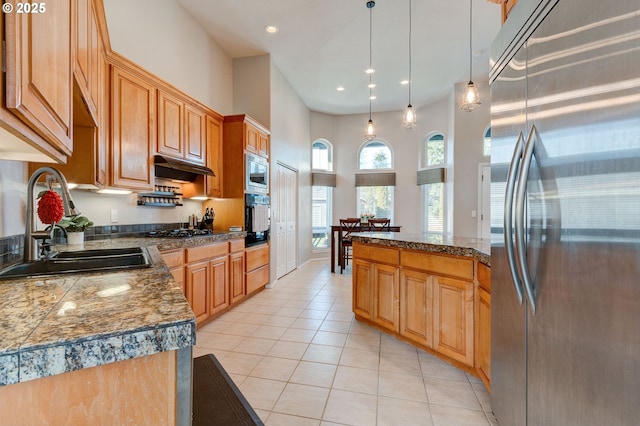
194 261 499 426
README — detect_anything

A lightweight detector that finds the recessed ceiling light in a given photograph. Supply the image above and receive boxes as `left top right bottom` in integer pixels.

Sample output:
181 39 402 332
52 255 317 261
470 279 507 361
400 79 409 85
337 86 345 91
265 25 279 34
365 68 375 74
368 83 376 88
370 95 377 100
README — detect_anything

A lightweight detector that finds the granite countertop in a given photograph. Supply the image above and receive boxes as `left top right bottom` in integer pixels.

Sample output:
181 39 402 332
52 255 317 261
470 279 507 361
0 232 244 387
349 232 491 266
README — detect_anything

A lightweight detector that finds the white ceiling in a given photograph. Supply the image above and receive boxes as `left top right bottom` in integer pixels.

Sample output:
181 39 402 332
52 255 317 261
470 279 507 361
175 0 502 115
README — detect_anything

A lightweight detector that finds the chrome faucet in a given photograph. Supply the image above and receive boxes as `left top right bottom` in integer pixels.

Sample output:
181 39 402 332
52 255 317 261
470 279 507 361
24 167 80 261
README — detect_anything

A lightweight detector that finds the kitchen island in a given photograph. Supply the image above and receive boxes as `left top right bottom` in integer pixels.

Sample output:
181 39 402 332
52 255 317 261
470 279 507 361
0 232 242 425
350 232 492 390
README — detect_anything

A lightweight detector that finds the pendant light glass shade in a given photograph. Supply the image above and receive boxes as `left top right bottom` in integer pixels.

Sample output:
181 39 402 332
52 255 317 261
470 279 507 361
364 1 376 140
402 0 417 128
402 104 416 128
461 0 480 112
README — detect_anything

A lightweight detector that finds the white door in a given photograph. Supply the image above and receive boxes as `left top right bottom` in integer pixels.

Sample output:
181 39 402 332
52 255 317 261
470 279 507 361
478 163 491 240
275 163 297 278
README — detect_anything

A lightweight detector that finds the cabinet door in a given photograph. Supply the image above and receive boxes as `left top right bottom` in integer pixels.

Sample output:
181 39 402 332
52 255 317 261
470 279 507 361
209 256 229 316
185 260 209 325
373 263 400 333
157 89 183 158
476 286 491 390
258 132 269 158
206 114 223 197
352 259 373 320
245 123 259 154
73 0 99 118
5 0 73 156
184 104 206 165
110 65 155 190
229 252 245 304
433 276 474 366
400 269 433 348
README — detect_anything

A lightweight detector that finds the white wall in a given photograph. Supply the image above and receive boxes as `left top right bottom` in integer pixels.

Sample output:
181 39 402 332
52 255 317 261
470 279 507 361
0 161 26 237
451 79 491 238
233 55 271 126
269 62 312 268
103 0 233 114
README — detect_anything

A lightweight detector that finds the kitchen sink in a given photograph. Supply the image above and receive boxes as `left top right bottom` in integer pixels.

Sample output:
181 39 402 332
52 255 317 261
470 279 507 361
0 247 152 279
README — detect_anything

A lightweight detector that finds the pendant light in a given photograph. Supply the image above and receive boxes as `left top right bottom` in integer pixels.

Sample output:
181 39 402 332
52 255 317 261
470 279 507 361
402 0 417 128
461 0 480 111
364 1 376 140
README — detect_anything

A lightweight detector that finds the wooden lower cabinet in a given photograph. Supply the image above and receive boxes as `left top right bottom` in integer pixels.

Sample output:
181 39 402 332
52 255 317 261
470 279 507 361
209 255 229 316
185 260 209 325
161 248 185 294
353 259 373 320
354 243 483 372
373 263 400 333
230 251 246 304
433 276 475 366
476 262 491 390
400 269 433 348
245 244 270 295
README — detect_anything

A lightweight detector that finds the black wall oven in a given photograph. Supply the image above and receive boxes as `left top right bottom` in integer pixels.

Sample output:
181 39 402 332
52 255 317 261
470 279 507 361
245 193 270 247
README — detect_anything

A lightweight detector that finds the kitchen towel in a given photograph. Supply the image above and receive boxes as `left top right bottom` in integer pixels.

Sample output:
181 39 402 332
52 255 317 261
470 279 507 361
252 205 269 233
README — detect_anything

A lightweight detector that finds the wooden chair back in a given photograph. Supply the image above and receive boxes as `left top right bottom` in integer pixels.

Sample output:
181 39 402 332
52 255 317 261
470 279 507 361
368 218 390 230
339 218 361 240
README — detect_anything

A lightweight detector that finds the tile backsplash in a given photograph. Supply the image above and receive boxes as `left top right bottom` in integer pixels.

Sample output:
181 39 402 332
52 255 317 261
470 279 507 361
0 222 185 268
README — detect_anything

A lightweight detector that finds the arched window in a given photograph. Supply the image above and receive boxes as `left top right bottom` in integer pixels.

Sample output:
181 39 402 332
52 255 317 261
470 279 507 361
423 132 445 168
311 139 334 250
359 140 392 170
357 139 394 221
420 132 446 235
312 139 333 171
483 126 491 157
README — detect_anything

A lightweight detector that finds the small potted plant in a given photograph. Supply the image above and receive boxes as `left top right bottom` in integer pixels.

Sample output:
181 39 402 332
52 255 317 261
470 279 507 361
360 213 375 224
58 215 94 245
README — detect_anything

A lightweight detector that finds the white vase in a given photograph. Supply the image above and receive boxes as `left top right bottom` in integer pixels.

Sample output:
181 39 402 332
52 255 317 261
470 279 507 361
67 231 85 246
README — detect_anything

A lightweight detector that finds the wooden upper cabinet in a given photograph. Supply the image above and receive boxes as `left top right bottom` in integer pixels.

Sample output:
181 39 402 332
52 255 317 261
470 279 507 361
4 0 73 157
245 121 269 158
206 114 224 197
73 0 100 121
184 104 206 165
157 89 184 158
110 65 155 190
156 88 206 166
502 0 518 23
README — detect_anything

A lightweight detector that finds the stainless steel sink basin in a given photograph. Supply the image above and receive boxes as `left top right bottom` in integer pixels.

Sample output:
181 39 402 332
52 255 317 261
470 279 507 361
0 247 152 279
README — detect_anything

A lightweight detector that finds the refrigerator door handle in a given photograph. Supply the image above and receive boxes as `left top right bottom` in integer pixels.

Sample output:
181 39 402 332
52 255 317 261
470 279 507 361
515 125 539 312
504 131 525 304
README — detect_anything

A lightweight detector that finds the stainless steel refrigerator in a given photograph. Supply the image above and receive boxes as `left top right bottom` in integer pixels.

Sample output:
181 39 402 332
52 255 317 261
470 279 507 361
490 0 640 424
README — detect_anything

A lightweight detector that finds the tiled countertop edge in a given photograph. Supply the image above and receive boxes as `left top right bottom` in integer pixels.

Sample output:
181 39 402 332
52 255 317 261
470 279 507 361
0 319 195 386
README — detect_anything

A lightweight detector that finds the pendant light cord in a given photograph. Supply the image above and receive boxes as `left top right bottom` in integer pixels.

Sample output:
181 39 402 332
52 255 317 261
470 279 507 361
408 0 412 104
469 0 472 82
368 1 373 120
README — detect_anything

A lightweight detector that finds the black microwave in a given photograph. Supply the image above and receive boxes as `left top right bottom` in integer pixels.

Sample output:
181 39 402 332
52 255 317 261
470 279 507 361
246 153 269 194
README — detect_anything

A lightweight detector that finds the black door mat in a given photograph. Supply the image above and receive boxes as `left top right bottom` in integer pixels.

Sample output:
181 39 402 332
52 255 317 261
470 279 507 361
193 354 264 426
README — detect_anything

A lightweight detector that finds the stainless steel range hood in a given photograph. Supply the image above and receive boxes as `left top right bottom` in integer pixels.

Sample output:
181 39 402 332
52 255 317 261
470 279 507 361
154 155 214 182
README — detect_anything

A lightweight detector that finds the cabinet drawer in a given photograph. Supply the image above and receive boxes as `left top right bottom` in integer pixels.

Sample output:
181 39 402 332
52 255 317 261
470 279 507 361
353 243 399 265
161 249 184 268
401 250 474 281
245 244 269 271
246 265 269 294
229 238 245 253
478 262 491 292
185 242 228 263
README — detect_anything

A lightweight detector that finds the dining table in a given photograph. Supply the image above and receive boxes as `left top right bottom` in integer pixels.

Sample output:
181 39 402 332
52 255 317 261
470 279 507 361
330 223 401 273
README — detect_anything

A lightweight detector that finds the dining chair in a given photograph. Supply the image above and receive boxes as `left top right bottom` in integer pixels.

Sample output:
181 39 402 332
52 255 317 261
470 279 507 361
368 218 391 230
339 218 361 273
